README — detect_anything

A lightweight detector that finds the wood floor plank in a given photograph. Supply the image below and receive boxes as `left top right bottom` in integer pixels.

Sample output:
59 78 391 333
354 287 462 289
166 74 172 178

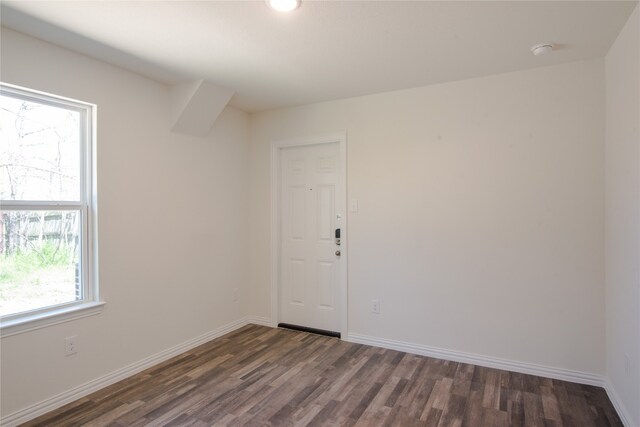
20 325 624 427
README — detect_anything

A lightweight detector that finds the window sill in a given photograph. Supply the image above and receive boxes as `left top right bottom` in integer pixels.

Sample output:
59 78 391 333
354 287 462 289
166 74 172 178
0 301 105 338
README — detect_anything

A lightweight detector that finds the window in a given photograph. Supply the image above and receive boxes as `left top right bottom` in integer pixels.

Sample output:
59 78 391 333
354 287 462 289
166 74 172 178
0 83 101 336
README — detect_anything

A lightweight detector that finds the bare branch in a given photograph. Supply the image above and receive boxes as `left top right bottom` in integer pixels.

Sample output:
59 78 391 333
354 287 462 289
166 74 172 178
0 163 76 179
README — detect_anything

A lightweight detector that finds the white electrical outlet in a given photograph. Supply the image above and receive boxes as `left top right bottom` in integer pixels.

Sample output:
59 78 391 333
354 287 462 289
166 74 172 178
233 287 239 302
372 299 380 314
65 336 78 356
625 353 631 375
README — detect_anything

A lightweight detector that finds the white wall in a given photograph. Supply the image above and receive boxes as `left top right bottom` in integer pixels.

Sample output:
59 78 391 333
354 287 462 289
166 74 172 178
249 59 606 375
2 17 628 423
0 28 250 416
605 4 640 426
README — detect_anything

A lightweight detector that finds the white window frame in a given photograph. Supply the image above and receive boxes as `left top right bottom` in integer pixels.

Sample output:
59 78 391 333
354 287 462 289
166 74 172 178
0 83 102 337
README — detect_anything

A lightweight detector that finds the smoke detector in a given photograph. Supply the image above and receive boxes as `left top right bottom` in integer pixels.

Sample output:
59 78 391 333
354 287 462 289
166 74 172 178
531 44 554 56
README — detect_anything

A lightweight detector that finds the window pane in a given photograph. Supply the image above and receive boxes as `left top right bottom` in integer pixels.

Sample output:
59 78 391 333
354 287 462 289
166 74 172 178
0 94 81 201
0 210 81 316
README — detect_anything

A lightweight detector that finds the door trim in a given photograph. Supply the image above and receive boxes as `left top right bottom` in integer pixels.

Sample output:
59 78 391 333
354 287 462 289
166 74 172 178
270 132 348 339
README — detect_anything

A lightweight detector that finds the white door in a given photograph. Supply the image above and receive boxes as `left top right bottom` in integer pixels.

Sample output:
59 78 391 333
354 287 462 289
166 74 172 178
279 142 343 333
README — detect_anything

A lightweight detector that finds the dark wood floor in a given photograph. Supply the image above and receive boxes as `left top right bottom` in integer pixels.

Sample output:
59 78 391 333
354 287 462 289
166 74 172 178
22 324 622 427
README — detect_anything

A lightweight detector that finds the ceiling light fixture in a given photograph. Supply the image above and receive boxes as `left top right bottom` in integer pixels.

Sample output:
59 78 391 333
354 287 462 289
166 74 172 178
531 43 554 56
266 0 301 12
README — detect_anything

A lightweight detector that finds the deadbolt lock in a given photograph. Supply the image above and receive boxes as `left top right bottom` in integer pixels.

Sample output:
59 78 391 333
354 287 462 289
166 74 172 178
335 250 341 256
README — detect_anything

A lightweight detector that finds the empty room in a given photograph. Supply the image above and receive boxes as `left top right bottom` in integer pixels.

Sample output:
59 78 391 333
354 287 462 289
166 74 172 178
0 1 638 426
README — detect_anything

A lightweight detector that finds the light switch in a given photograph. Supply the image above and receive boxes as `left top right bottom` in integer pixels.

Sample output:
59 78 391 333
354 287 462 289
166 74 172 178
349 198 358 213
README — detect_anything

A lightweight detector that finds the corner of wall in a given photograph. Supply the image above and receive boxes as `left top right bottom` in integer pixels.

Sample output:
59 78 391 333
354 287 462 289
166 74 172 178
604 4 640 427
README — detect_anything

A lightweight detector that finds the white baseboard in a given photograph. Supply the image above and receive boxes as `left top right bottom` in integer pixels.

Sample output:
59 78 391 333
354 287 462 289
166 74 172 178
604 379 635 427
245 315 274 327
1 316 257 427
346 332 604 387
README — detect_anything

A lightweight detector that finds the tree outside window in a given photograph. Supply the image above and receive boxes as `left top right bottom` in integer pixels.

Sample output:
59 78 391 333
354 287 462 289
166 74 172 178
0 85 97 321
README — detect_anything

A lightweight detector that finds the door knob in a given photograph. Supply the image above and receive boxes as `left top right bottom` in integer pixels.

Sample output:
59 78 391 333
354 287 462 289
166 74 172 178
335 250 341 256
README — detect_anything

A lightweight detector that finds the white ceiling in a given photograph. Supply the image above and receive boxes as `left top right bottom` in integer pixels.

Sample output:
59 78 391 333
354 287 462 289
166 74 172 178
1 1 637 113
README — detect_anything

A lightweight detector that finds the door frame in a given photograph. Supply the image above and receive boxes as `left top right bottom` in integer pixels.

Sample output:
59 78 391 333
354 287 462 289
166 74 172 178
270 132 348 339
